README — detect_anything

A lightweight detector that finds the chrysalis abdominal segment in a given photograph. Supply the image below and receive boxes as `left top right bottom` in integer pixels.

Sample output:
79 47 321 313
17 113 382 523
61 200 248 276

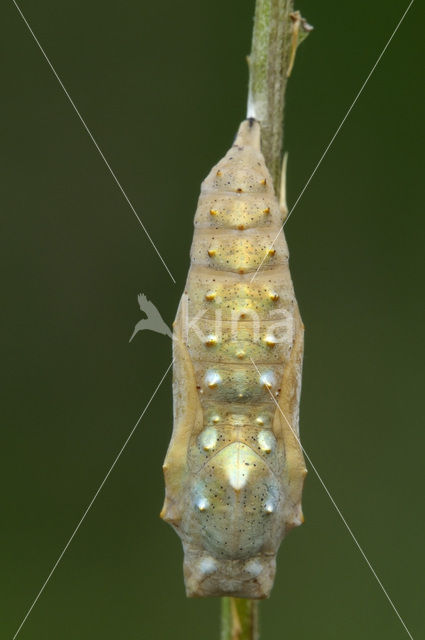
161 119 306 599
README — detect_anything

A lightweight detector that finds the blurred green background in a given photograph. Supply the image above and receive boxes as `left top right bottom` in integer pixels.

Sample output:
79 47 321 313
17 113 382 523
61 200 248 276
1 1 423 638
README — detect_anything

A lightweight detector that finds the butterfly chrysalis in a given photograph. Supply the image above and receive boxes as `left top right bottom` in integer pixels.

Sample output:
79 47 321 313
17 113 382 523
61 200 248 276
161 119 306 599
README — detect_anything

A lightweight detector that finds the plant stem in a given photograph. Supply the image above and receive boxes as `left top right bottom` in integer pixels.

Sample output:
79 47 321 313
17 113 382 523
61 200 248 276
219 2 311 638
220 598 259 640
247 0 312 192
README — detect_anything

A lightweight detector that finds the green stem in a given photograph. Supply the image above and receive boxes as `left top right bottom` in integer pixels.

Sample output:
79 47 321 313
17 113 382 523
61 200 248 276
247 0 312 192
219 2 311 638
220 598 259 640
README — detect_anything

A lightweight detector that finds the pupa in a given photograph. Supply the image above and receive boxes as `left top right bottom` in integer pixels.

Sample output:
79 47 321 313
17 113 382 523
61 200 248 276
161 118 306 599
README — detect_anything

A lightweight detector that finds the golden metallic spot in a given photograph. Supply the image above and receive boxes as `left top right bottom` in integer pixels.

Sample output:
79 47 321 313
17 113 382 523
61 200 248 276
197 499 208 512
238 268 245 274
269 291 279 302
212 415 220 424
238 225 245 230
265 335 276 348
216 170 222 177
268 248 276 256
260 372 275 389
238 393 244 398
205 335 217 347
205 370 221 389
210 209 218 216
205 291 216 301
207 249 216 257
239 312 246 319
256 417 264 426
236 350 246 359
260 178 267 186
236 188 243 193
258 431 275 453
200 427 218 451
263 207 270 214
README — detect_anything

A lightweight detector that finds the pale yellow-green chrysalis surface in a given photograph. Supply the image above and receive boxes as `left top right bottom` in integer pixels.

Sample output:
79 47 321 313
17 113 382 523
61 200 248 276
161 119 306 599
